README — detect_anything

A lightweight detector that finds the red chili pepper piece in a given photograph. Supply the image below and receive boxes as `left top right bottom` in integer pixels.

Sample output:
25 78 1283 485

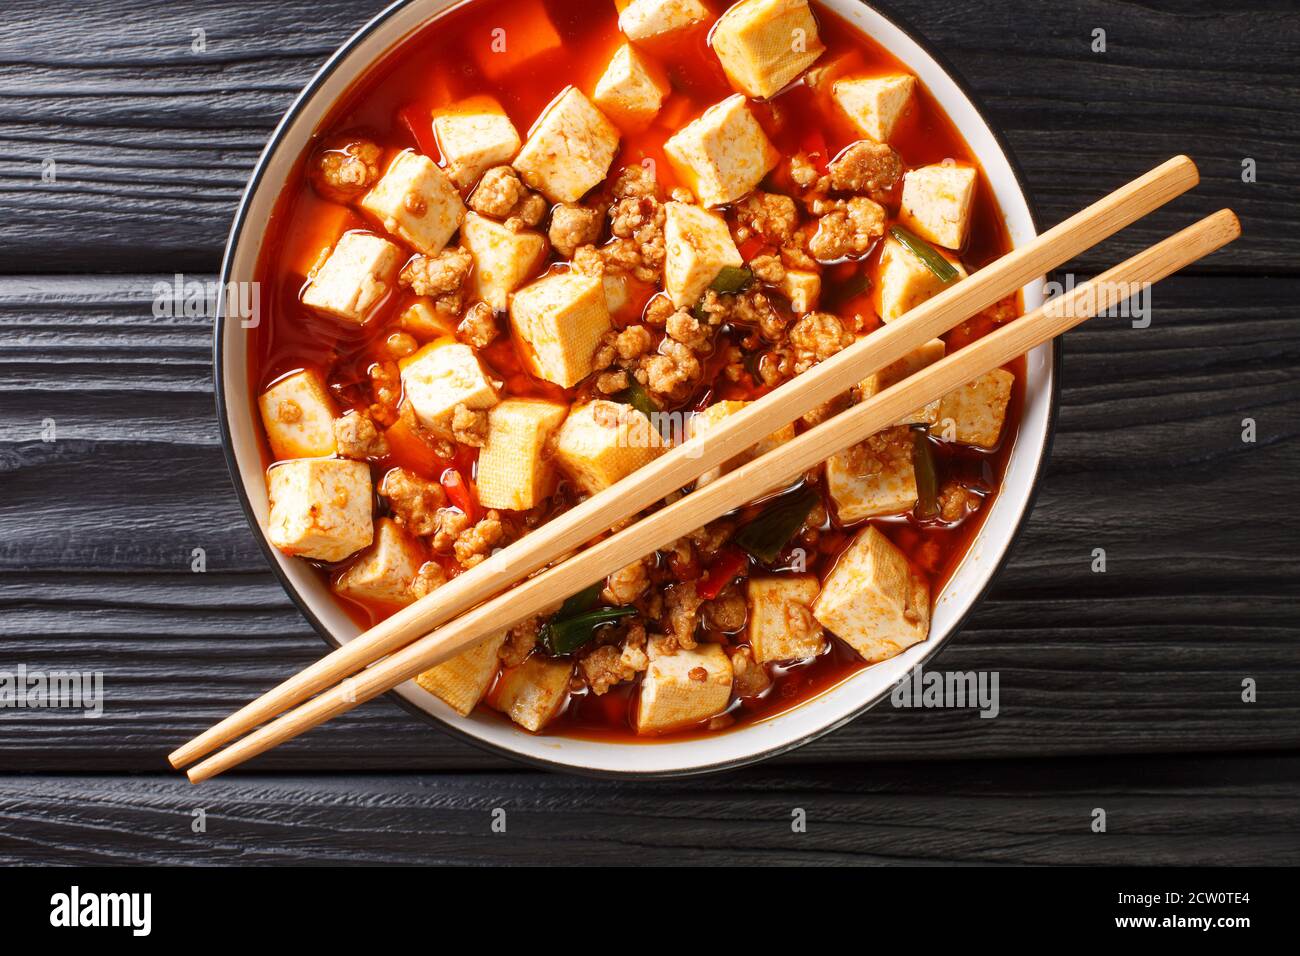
737 234 767 261
441 467 479 523
698 546 748 601
398 103 441 162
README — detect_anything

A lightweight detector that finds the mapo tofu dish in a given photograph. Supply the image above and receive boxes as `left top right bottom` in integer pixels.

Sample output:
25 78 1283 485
252 0 1023 739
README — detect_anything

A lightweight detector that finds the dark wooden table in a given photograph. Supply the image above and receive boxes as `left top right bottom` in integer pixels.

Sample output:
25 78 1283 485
2 0 1297 866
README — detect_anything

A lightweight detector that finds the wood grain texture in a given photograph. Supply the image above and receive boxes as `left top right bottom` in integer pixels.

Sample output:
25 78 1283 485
1 273 1295 771
1 0 1297 864
0 0 1295 274
2 756 1297 865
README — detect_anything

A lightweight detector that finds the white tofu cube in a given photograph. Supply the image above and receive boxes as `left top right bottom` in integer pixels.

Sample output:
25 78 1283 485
779 268 821 314
301 231 401 324
664 95 779 207
554 400 665 495
593 43 671 132
812 525 930 663
399 297 458 341
860 338 947 425
833 74 916 144
459 212 548 312
746 575 825 663
900 163 978 250
932 368 1015 449
490 654 572 732
509 272 612 387
400 341 499 430
258 369 338 460
512 87 621 203
602 273 631 316
361 150 466 255
433 96 522 190
663 202 743 308
636 636 734 734
687 399 795 490
416 632 507 716
618 0 709 43
825 426 918 523
876 235 967 323
473 3 562 80
334 517 425 606
476 399 570 511
710 0 826 99
266 458 373 563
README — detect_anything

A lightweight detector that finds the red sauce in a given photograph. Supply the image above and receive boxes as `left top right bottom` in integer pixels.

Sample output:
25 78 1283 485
249 0 1024 741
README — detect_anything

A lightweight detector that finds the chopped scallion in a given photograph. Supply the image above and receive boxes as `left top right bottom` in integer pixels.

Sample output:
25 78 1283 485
889 225 960 283
734 484 821 565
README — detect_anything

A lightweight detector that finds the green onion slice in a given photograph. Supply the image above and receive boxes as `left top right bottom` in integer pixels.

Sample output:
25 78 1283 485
913 430 941 521
709 265 754 295
734 484 822 565
889 225 960 284
619 377 660 419
541 606 638 656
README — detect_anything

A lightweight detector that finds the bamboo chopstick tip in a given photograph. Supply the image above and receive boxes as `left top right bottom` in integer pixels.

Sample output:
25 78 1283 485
1215 208 1242 239
1168 154 1200 185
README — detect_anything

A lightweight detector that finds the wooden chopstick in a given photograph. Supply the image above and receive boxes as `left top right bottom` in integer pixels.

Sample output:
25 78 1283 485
170 155 1199 771
184 208 1241 783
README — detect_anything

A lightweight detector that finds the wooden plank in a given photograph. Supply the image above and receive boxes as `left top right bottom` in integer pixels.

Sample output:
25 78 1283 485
0 0 1295 274
0 273 1295 770
1 756 1297 864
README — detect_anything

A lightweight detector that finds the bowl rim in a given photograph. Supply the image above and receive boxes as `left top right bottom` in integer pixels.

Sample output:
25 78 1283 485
214 0 1060 779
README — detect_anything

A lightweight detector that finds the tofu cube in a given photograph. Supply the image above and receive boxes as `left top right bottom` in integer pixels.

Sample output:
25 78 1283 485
416 632 507 716
746 575 826 663
266 458 373 563
554 400 666 495
825 426 918 523
876 235 967 323
663 202 743 308
490 654 572 732
334 517 425 606
812 525 930 663
663 95 779 207
860 338 947 425
779 268 821 314
603 273 631 316
833 74 916 144
710 0 826 100
301 231 401 324
400 341 499 429
512 87 621 203
399 297 458 341
258 369 338 460
899 163 978 251
460 212 548 312
509 272 612 387
473 3 562 80
618 0 709 43
433 96 522 190
593 43 671 132
361 150 466 255
688 399 796 490
476 399 570 511
932 368 1015 449
636 636 734 734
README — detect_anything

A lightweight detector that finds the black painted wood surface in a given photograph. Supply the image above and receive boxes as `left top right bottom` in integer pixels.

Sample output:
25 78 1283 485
0 0 1297 865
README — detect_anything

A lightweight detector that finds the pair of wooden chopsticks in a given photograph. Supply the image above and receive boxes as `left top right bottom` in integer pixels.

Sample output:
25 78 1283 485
174 156 1238 782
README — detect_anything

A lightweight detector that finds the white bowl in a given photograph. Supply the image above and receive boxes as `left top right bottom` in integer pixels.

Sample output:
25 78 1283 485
216 0 1057 777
